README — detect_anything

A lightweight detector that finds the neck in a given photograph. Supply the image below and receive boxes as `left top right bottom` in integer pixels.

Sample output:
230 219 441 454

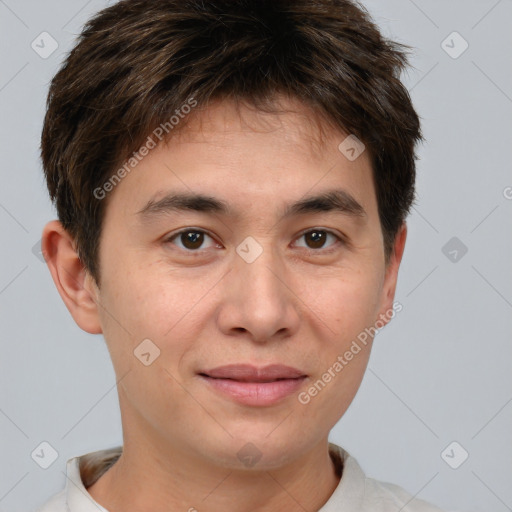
87 426 340 512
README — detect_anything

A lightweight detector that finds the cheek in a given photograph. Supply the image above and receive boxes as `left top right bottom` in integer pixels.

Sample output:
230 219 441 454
297 352 371 437
97 257 223 384
95 261 174 362
97 266 205 426
299 268 382 413
314 266 384 338
100 255 194 333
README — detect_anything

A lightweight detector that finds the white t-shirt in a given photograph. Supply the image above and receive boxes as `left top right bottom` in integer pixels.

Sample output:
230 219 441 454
36 442 446 511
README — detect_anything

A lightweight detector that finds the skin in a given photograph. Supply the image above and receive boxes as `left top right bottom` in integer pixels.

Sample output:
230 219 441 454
42 95 406 512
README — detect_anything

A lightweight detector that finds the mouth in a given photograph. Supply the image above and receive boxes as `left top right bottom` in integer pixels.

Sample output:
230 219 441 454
197 364 308 406
198 374 305 383
199 363 307 381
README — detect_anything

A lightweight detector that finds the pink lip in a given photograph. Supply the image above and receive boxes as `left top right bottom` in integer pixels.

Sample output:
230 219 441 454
198 364 308 406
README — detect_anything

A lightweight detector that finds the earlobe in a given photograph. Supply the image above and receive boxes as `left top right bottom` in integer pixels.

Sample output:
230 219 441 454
41 220 103 334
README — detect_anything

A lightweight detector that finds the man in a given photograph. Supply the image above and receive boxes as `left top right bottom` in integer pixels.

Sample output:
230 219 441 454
37 0 445 510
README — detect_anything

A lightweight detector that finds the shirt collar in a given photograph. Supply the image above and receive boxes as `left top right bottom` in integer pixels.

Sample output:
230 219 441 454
320 442 366 511
64 453 111 512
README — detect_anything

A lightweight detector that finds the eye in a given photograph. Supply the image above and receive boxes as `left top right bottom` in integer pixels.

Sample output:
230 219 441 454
165 228 219 252
164 227 345 254
294 228 344 252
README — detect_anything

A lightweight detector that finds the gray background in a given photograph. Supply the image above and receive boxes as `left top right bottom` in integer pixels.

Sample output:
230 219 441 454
0 1 511 511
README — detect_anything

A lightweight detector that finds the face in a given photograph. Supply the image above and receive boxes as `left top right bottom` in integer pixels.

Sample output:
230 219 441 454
73 97 404 470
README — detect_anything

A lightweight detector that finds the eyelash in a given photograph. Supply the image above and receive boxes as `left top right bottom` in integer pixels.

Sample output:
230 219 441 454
163 227 346 255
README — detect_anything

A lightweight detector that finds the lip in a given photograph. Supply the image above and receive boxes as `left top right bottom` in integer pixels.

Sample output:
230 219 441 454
198 364 308 406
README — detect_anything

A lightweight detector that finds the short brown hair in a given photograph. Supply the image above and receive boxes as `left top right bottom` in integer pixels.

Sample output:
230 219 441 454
41 0 422 285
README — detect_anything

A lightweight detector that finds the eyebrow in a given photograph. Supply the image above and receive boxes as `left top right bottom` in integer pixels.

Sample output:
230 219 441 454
136 188 366 221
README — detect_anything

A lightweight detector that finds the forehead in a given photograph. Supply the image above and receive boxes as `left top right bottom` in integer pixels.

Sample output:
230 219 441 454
104 96 377 225
171 95 342 157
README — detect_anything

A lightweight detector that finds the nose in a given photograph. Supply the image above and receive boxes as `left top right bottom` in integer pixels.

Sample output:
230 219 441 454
216 240 301 343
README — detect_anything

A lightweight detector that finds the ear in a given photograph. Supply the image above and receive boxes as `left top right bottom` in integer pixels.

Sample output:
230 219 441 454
375 222 407 326
41 220 103 334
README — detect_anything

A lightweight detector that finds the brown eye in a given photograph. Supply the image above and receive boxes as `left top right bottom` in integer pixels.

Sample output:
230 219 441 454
304 230 328 249
295 229 342 252
166 229 217 251
180 231 204 250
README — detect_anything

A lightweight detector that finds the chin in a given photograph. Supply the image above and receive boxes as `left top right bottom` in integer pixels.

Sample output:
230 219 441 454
196 430 307 471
